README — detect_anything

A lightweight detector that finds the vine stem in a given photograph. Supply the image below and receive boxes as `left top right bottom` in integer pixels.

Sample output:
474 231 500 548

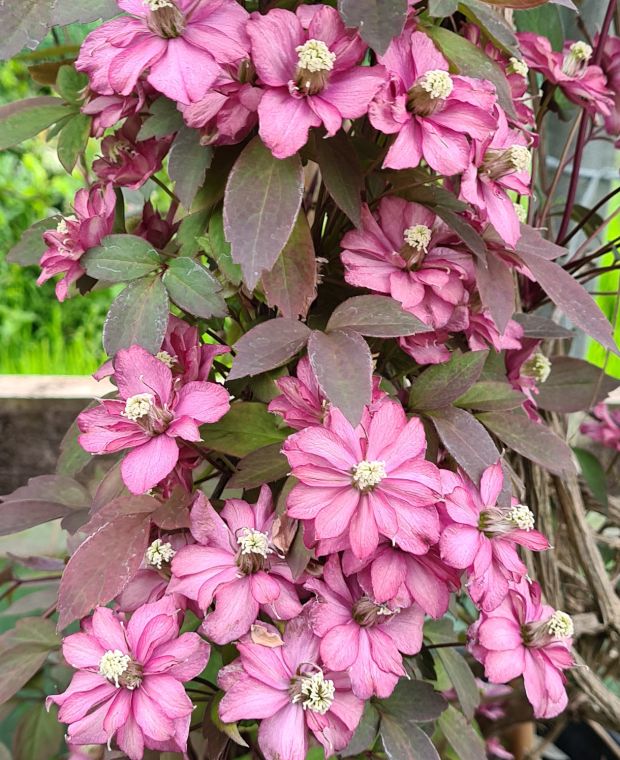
556 0 617 243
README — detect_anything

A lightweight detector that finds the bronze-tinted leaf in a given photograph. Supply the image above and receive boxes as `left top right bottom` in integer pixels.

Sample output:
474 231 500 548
228 319 311 380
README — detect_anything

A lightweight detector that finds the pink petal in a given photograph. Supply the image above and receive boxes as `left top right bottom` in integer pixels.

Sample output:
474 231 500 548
132 688 175 741
323 67 387 119
203 578 260 644
320 623 360 671
484 647 525 683
147 631 210 681
142 674 193 719
121 434 180 494
219 678 290 722
108 35 166 96
479 462 504 505
348 494 380 559
258 702 308 760
115 713 145 760
478 616 523 650
257 89 321 159
247 9 302 86
92 606 129 653
62 632 106 669
440 524 481 568
315 487 360 540
103 688 133 734
114 345 172 404
174 381 230 423
147 38 220 104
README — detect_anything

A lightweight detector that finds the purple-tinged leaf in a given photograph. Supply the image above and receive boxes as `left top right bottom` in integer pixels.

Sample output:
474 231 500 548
342 703 380 757
455 380 525 412
57 513 151 629
477 409 575 475
516 223 565 260
327 295 427 337
168 126 213 210
535 357 619 413
0 97 70 149
458 0 520 57
308 329 373 426
380 679 447 724
516 248 618 354
314 130 364 227
151 487 192 530
381 717 440 760
228 319 311 380
103 275 169 356
224 137 304 290
6 216 59 266
51 0 118 26
6 555 64 572
338 0 408 54
0 586 58 618
427 406 499 482
287 523 313 581
56 418 93 477
513 313 573 339
437 705 486 760
475 253 514 333
84 494 158 533
433 207 487 263
409 351 488 411
138 97 184 140
229 444 290 489
262 211 317 319
0 618 60 706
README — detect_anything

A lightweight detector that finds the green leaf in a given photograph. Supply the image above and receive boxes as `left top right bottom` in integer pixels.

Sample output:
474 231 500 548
428 0 459 16
341 702 380 757
455 380 525 411
138 96 184 139
338 0 408 54
327 295 427 337
437 705 486 760
423 25 517 119
57 112 91 172
169 126 213 209
103 275 169 356
515 4 566 51
200 402 292 457
0 97 70 150
573 447 608 508
477 409 575 475
162 257 227 318
314 129 364 226
56 64 88 104
0 618 60 705
83 234 163 282
224 136 304 290
178 208 211 257
381 717 440 760
13 703 63 760
458 0 520 56
6 216 59 266
262 210 317 319
228 443 290 489
409 352 488 411
379 679 447 723
200 207 242 286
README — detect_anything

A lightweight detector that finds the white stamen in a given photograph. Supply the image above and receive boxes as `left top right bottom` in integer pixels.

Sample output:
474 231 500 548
123 393 154 421
146 539 176 570
143 0 174 9
404 224 432 252
237 528 271 557
508 504 536 532
521 352 551 383
418 69 453 99
352 460 386 491
547 610 574 639
568 41 592 63
298 671 335 714
507 145 531 173
99 650 130 688
507 57 529 78
296 39 336 72
156 350 176 368
56 219 69 235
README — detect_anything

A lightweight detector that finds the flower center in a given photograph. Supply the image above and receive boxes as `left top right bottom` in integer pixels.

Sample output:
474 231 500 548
235 528 272 574
547 610 574 639
508 504 536 532
123 393 154 421
481 145 530 179
156 350 176 368
146 0 185 38
562 41 592 76
507 57 529 78
290 668 335 714
146 539 176 570
521 353 551 383
99 650 143 690
419 70 453 99
351 460 386 492
293 39 336 96
352 596 398 627
404 224 432 253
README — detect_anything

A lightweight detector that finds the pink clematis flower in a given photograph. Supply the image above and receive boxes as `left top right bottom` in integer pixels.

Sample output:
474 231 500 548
134 200 178 250
460 110 531 247
340 198 473 330
464 306 523 352
369 30 497 174
342 543 460 619
505 339 551 422
306 555 425 699
38 184 116 302
518 33 613 119
169 488 302 644
246 5 386 158
581 403 620 451
47 598 210 759
439 462 549 611
78 345 230 494
469 579 574 718
599 34 620 138
76 0 250 105
93 116 171 189
399 330 452 365
218 616 364 760
82 81 149 137
283 399 442 560
269 356 385 431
